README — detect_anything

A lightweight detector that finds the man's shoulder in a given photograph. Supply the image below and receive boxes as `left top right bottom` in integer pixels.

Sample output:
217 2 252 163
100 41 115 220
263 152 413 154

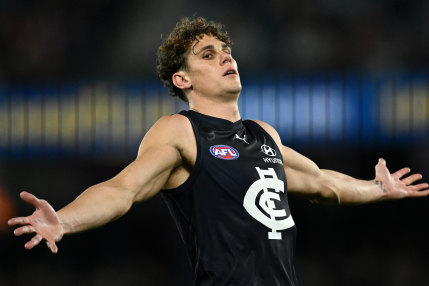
249 120 282 143
136 113 195 160
143 113 194 147
154 113 191 129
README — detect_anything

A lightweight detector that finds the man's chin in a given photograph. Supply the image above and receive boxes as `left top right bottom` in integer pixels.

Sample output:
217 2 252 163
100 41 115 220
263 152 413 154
228 83 242 94
226 87 241 96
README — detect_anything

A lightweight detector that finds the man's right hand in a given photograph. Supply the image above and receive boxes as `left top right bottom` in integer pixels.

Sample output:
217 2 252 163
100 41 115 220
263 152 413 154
8 191 63 254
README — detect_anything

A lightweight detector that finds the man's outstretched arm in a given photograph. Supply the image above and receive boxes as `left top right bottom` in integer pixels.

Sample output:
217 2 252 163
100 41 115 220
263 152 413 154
8 115 188 253
254 120 429 204
283 147 429 204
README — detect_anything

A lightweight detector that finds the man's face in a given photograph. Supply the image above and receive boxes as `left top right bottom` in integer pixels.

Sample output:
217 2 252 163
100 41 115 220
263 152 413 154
184 34 242 101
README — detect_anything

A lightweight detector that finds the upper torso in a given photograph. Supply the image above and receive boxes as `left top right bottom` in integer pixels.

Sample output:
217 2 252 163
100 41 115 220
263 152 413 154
161 110 298 286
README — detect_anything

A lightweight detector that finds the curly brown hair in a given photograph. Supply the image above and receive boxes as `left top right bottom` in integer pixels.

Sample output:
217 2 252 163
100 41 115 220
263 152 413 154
156 17 231 102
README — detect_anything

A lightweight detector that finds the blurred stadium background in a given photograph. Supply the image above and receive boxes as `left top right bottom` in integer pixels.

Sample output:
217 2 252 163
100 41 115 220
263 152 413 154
1 1 429 285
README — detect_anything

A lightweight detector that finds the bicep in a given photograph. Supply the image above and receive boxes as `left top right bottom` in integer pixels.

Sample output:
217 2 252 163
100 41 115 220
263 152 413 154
283 146 340 202
282 146 324 197
109 144 180 202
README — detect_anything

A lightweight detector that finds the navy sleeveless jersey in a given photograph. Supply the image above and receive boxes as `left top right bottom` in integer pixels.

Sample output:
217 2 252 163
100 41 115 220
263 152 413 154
161 110 298 286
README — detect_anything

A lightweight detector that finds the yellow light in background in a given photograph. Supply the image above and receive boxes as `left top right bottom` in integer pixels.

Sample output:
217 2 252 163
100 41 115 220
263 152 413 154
0 82 177 155
0 99 9 148
381 80 428 135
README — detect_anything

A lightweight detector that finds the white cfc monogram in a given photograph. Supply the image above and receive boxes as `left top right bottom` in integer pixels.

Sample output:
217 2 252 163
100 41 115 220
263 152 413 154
243 167 295 240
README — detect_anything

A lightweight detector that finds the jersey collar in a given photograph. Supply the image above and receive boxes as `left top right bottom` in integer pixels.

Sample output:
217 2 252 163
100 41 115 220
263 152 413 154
188 110 244 132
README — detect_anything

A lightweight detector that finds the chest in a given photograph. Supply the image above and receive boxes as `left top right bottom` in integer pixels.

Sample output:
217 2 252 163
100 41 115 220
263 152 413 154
195 124 288 204
193 124 294 240
200 124 284 174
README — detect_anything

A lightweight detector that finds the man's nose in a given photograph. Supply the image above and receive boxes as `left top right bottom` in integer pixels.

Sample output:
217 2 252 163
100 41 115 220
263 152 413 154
220 52 232 65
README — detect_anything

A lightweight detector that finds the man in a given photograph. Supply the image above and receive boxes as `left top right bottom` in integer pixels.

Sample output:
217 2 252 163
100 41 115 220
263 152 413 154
8 17 429 285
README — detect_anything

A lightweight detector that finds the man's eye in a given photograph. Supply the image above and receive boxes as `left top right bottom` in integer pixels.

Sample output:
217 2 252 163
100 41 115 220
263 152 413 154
203 53 213 59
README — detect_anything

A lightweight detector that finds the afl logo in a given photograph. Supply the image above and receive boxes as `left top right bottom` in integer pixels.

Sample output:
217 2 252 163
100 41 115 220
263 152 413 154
210 145 239 160
261 144 276 156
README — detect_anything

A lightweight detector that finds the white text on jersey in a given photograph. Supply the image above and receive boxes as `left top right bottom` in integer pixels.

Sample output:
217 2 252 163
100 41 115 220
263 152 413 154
263 157 283 165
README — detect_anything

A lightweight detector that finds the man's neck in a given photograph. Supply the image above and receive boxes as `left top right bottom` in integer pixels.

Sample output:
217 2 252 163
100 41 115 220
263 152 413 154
188 95 241 122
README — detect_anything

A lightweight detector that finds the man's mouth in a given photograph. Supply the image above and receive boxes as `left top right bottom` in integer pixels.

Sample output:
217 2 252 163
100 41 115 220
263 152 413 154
223 69 237 76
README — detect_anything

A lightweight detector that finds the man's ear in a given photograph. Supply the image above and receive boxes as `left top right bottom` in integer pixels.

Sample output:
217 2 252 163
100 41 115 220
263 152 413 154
172 71 192 90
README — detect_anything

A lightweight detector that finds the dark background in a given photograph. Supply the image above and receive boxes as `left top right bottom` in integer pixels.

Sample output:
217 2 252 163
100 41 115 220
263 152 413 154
1 1 429 286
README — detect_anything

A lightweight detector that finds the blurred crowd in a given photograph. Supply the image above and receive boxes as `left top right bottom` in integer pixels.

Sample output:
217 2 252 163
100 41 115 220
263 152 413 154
0 0 428 82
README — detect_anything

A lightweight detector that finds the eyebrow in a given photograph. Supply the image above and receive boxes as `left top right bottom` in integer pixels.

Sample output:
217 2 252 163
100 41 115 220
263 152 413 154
194 43 230 55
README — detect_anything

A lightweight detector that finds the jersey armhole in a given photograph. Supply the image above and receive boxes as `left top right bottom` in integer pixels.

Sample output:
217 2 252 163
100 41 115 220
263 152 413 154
245 119 290 190
161 111 203 194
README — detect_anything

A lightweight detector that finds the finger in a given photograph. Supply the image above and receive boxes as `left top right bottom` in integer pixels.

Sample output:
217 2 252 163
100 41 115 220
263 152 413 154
408 183 429 192
46 241 58 254
375 158 389 173
392 167 411 180
401 173 423 185
25 234 43 250
37 199 55 213
20 191 41 208
378 158 386 166
13 225 36 236
408 188 429 197
7 217 30 226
